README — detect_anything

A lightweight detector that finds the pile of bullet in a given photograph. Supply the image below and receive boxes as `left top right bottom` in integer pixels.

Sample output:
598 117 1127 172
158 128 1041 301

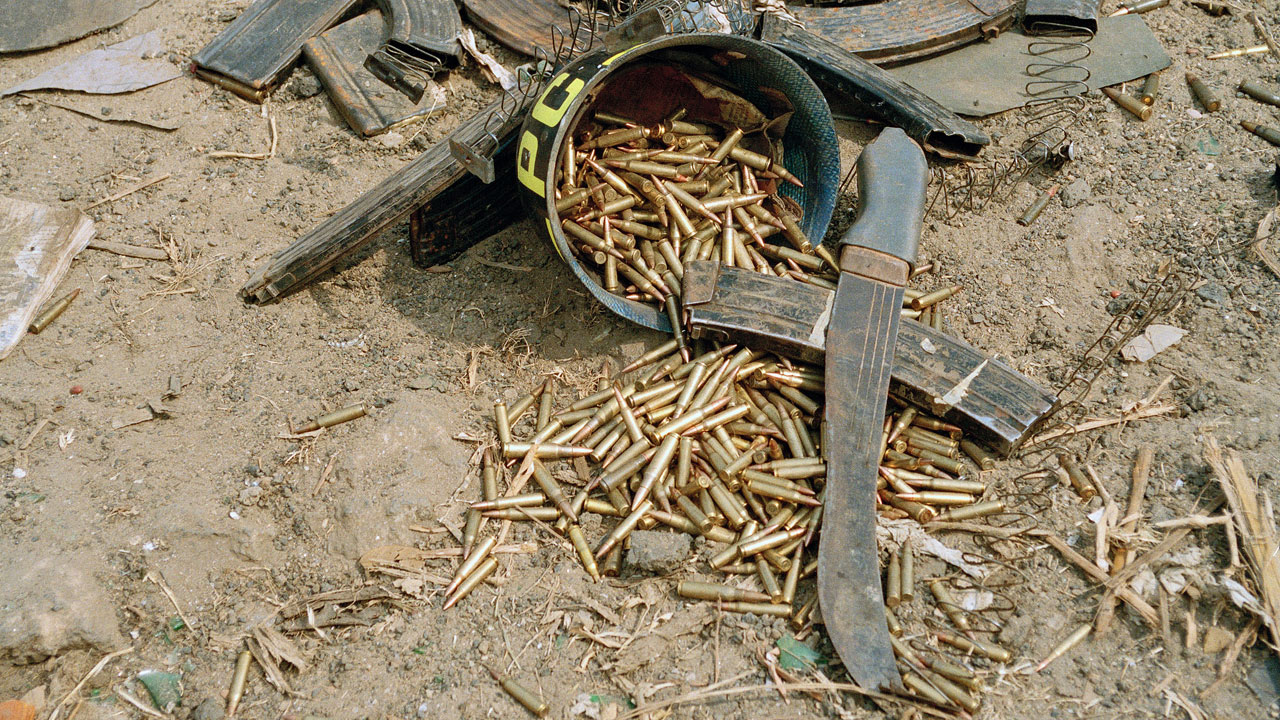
554 108 836 331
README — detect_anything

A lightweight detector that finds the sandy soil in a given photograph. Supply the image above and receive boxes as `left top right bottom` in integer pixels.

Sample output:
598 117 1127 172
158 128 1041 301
1 1 1278 719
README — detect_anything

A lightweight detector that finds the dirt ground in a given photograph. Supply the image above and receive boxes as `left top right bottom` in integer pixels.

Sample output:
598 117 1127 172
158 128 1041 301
2 0 1278 718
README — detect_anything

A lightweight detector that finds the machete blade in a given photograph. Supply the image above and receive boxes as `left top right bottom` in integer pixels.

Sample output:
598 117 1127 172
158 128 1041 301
819 267 904 693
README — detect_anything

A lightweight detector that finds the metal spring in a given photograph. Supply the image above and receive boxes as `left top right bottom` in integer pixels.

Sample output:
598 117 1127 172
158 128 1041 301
926 22 1093 220
376 43 447 86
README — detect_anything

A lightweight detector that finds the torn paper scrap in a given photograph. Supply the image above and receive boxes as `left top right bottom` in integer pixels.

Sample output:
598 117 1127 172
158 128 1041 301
0 197 94 360
2 30 182 96
1121 324 1186 362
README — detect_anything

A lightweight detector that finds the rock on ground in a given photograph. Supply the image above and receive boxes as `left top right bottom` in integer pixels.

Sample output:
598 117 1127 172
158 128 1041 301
626 530 691 574
0 556 123 664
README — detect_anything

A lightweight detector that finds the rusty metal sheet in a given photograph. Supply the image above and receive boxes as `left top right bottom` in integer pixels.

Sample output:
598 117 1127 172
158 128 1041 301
890 14 1170 116
461 0 568 57
0 0 159 54
787 0 1019 66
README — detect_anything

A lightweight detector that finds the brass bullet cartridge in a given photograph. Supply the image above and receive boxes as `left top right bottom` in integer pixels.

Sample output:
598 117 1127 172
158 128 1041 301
959 439 996 470
443 555 498 609
907 447 967 476
701 192 770 213
1186 72 1221 112
501 443 592 459
911 415 961 436
726 147 803 186
719 601 792 617
610 218 664 240
884 606 903 636
901 670 951 707
295 404 367 433
905 434 959 458
447 535 497 595
1109 0 1168 14
487 666 549 717
746 479 822 507
27 287 79 334
903 476 986 494
707 481 749 528
621 339 680 374
652 151 716 166
562 139 576 187
736 526 805 559
1057 453 1096 500
594 499 652 558
580 125 648 149
555 185 596 213
782 545 802 604
742 469 814 495
583 498 624 517
1140 72 1160 105
508 391 538 424
1207 44 1267 59
462 508 481 557
1102 87 1151 121
910 285 962 310
471 492 546 511
653 396 731 437
677 580 771 603
930 580 971 631
493 403 512 446
567 525 600 581
680 403 751 436
704 524 737 544
756 557 784 603
708 127 744 164
1035 624 1091 671
601 544 623 576
599 447 655 491
775 215 813 256
645 509 697 535
606 159 682 179
536 381 554 430
896 490 975 506
482 507 560 521
886 549 902 609
925 669 979 712
1242 120 1280 146
923 656 980 690
901 422 962 445
227 649 251 716
674 493 713 532
888 408 917 444
612 384 645 443
584 157 637 197
594 110 636 125
935 499 1005 522
634 434 680 509
884 492 937 523
901 540 914 602
1017 183 1060 226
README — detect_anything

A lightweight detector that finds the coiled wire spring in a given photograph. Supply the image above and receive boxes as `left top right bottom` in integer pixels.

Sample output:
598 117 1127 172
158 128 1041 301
927 22 1093 220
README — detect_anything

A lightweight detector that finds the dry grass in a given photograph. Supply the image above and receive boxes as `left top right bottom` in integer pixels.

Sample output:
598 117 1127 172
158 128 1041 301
1203 436 1279 654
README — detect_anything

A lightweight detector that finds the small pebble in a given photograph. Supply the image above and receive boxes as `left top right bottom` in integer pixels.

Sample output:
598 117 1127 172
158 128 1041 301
70 385 83 394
